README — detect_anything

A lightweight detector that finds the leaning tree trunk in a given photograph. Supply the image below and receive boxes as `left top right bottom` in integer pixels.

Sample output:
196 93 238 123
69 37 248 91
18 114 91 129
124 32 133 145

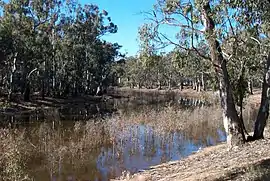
23 68 37 101
202 3 245 146
253 52 270 139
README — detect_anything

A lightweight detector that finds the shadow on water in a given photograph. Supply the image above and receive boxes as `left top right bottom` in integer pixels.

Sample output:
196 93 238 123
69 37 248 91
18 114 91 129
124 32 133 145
0 92 258 180
0 92 208 125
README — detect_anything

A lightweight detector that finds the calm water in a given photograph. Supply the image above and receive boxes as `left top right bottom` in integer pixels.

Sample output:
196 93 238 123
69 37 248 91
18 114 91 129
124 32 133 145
0 92 257 181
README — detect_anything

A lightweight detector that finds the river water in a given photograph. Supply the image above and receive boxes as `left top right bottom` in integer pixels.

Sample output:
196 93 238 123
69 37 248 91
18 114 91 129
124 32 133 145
0 91 258 180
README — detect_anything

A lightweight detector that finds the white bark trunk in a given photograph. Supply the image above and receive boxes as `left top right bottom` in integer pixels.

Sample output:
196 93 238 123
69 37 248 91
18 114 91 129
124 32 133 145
197 78 201 92
202 3 245 146
201 73 206 91
248 79 253 95
8 52 18 100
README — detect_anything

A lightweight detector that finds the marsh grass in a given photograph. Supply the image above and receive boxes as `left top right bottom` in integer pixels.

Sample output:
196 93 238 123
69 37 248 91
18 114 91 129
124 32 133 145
0 104 257 180
113 105 224 141
0 120 113 180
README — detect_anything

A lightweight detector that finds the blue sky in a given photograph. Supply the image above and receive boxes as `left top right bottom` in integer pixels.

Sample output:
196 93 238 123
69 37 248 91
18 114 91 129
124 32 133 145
80 0 157 56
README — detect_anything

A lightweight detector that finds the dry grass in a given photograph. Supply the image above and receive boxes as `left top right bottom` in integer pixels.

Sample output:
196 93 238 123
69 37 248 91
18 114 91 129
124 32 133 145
114 104 255 142
0 120 113 180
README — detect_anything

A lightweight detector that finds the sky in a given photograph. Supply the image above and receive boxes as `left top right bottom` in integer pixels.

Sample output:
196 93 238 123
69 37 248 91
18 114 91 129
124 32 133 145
79 0 157 56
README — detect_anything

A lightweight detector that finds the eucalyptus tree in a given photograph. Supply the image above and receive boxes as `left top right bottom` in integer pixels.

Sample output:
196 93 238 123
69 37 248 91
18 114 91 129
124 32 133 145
143 0 270 146
171 45 212 91
232 0 270 140
162 52 182 89
0 0 121 99
137 24 168 89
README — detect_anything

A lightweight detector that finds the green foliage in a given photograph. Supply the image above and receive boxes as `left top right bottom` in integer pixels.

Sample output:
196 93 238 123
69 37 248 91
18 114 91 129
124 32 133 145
0 0 122 99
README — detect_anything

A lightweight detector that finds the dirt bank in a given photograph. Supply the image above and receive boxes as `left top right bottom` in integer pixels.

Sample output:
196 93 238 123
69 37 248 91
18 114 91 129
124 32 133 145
0 87 262 113
114 129 270 181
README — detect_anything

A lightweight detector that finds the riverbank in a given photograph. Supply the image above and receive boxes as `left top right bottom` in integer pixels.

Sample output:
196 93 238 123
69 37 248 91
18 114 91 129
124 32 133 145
111 87 262 106
115 130 270 181
0 94 103 112
111 88 269 181
0 87 262 113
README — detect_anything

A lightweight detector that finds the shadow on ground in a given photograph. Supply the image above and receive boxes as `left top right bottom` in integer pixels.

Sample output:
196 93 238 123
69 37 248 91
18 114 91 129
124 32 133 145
215 158 270 181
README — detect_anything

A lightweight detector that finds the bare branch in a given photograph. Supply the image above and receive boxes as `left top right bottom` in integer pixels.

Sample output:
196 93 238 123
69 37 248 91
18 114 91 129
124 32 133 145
250 36 261 45
143 1 210 61
27 68 38 79
159 33 210 60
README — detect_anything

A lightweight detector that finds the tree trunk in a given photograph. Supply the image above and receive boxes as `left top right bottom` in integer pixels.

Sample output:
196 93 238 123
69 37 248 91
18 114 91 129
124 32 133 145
192 80 196 90
202 3 245 146
197 78 201 92
8 52 18 101
201 73 206 91
138 83 142 89
23 68 37 101
168 73 172 90
181 81 184 90
24 82 30 101
248 79 253 95
41 60 46 99
253 52 270 139
158 80 161 90
96 85 102 96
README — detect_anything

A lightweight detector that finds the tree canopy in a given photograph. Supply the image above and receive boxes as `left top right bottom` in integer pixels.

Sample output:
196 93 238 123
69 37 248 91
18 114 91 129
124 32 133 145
0 0 122 100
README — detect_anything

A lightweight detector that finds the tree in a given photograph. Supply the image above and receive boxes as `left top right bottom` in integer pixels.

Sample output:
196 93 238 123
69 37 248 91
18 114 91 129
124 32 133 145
143 0 270 147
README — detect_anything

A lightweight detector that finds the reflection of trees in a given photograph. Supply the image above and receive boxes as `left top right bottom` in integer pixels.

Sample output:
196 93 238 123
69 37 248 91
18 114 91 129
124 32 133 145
0 99 259 180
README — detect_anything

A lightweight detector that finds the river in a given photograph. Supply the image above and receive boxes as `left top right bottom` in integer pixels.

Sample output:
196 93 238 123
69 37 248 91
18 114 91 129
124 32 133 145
0 91 258 180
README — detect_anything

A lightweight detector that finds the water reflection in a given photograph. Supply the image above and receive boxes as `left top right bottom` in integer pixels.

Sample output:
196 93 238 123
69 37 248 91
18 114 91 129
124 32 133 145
0 94 210 125
27 123 227 181
0 93 259 181
177 97 207 107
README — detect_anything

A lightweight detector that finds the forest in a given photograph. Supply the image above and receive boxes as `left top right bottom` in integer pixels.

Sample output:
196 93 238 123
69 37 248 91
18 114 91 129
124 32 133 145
0 0 122 101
